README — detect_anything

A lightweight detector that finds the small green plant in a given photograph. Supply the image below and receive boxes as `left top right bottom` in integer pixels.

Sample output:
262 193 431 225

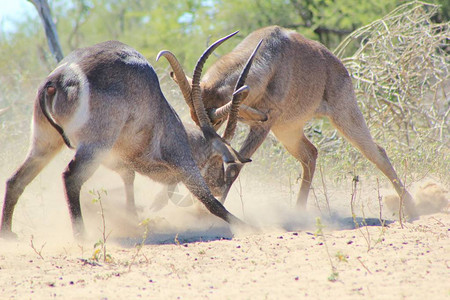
318 166 332 217
335 251 348 263
376 178 386 227
327 271 339 282
350 175 360 230
89 188 112 263
174 233 181 246
332 251 349 281
92 239 112 263
315 217 339 282
128 218 151 271
350 176 378 252
30 235 46 260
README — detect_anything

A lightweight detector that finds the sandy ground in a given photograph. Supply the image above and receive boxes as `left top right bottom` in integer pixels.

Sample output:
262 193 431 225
0 157 449 299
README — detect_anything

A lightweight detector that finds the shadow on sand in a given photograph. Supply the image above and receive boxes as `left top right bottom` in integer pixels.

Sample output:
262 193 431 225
115 225 234 247
332 216 394 229
114 213 395 247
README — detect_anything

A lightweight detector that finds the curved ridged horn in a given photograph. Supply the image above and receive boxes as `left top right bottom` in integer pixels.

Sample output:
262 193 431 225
222 85 249 142
156 50 198 124
234 39 263 94
209 39 263 125
191 30 239 130
209 104 268 124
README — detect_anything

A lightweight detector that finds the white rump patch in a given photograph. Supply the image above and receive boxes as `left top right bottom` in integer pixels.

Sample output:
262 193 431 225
64 63 90 139
49 62 68 75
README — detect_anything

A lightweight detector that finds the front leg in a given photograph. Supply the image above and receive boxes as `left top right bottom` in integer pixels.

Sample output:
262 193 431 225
221 124 271 203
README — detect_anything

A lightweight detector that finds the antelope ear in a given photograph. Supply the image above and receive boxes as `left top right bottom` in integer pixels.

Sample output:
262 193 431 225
170 72 192 86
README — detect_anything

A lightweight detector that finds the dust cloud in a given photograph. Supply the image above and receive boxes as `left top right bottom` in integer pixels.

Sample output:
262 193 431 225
0 148 318 248
0 148 448 250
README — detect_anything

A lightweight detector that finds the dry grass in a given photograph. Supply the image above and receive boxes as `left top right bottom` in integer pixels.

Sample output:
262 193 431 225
334 1 449 181
234 2 449 200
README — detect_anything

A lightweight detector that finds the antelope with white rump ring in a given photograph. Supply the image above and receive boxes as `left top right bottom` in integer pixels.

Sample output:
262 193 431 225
1 32 261 238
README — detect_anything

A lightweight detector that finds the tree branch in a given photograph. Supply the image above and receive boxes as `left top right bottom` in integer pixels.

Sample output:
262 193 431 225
28 0 64 62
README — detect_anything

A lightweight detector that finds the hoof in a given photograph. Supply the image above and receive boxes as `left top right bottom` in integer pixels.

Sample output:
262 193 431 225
0 230 18 240
73 231 89 243
229 217 259 235
72 223 88 242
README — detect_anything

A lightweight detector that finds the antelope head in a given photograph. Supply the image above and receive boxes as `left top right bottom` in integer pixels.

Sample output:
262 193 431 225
157 32 262 201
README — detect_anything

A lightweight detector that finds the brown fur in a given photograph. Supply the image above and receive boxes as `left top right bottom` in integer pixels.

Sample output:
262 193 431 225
1 41 246 239
176 26 418 217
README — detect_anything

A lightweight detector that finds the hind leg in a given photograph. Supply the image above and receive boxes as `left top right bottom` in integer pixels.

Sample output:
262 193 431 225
327 93 417 218
1 145 63 237
1 117 64 237
272 125 318 209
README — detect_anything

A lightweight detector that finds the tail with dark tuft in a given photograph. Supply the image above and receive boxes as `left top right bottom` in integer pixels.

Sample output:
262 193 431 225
39 81 74 149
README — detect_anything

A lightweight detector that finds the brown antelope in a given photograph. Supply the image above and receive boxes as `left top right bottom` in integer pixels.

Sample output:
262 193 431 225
0 32 260 238
161 25 418 218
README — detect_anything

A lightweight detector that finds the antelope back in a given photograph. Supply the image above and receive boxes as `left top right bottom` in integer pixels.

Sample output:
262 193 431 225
39 41 174 151
200 26 351 124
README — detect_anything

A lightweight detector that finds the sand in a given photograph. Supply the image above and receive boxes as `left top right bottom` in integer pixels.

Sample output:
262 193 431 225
0 160 449 299
1 213 449 299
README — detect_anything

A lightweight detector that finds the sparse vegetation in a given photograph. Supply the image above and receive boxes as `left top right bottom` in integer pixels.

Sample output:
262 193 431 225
29 234 46 260
127 218 151 271
90 189 113 263
0 2 448 298
314 217 339 282
336 2 449 185
335 251 348 263
226 2 449 219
